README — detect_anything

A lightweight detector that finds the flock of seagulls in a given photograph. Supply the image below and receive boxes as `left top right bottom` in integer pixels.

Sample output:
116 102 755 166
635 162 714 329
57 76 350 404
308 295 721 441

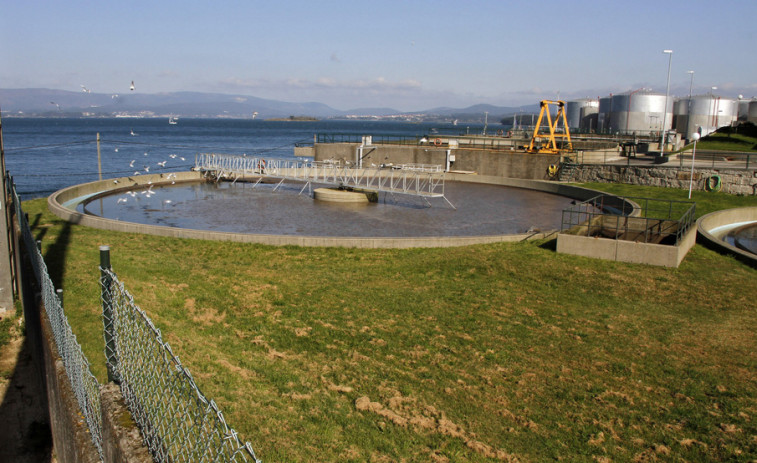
112 136 188 206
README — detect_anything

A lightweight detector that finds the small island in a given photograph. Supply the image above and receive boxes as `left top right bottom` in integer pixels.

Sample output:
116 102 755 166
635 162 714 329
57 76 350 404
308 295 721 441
266 115 319 121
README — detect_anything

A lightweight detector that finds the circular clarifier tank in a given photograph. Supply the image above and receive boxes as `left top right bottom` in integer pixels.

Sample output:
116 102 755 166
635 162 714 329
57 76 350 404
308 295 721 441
78 179 573 238
726 223 757 255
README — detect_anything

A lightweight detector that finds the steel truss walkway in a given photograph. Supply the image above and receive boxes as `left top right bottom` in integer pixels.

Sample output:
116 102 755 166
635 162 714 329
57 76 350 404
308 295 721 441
195 153 455 208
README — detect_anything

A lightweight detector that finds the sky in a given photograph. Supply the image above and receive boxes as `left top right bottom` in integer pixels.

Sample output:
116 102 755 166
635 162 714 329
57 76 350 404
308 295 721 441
2 0 756 112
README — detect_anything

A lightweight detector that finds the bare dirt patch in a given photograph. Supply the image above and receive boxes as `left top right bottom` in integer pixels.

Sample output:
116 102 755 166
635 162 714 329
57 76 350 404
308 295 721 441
354 394 519 461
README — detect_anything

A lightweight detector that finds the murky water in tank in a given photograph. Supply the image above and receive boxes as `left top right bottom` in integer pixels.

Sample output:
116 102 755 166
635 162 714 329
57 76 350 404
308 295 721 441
82 180 572 237
725 223 757 255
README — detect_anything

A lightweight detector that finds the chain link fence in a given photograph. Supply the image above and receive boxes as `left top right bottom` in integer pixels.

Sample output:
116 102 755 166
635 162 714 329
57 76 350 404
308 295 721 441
100 265 260 463
13 184 104 460
12 181 260 462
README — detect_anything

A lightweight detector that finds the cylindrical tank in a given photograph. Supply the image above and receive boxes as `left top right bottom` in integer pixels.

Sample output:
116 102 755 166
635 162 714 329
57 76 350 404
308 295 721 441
738 99 751 121
673 98 689 136
609 90 672 135
749 100 757 124
685 95 739 137
598 96 613 133
566 98 598 131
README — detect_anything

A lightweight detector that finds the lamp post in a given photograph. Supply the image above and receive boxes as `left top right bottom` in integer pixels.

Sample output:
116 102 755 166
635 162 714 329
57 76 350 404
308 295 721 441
688 132 700 199
660 50 673 156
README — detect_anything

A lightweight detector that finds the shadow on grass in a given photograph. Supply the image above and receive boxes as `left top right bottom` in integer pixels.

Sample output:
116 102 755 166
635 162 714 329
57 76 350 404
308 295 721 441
537 238 557 251
41 221 72 291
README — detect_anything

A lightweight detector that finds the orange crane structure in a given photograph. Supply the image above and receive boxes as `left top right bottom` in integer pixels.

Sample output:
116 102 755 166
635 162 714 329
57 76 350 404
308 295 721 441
526 100 573 154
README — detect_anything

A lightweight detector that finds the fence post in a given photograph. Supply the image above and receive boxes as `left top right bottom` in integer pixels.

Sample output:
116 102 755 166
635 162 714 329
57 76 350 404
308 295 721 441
100 245 119 383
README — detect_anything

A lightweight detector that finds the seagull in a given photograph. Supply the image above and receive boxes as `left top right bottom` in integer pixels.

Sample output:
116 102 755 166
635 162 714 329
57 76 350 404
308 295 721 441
130 129 137 136
144 152 149 156
130 80 135 91
115 148 119 152
157 161 167 167
134 171 141 175
117 198 127 204
169 154 177 159
113 180 119 184
179 157 185 161
80 85 91 93
144 166 150 172
127 191 137 197
129 160 135 168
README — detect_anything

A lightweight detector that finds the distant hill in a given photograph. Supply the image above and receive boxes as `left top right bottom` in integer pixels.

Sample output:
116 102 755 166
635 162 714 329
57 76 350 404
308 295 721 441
0 88 538 121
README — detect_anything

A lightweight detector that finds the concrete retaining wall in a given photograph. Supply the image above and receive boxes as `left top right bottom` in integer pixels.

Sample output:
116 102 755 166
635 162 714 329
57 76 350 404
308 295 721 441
38 301 151 462
556 225 697 268
312 143 561 180
564 164 757 196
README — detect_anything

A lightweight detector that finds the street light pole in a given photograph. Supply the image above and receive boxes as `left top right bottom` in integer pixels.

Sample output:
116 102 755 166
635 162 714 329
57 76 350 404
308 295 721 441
687 70 695 140
660 50 673 156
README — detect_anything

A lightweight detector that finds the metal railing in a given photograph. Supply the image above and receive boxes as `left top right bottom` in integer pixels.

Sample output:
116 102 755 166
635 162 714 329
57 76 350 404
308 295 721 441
196 153 454 207
13 183 104 460
560 195 696 245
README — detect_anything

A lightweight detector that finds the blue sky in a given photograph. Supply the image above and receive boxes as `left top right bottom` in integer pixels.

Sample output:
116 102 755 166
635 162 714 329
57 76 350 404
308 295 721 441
2 0 756 111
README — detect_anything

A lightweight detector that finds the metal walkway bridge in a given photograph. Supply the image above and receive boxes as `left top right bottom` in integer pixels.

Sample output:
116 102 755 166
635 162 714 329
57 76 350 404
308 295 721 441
195 153 455 208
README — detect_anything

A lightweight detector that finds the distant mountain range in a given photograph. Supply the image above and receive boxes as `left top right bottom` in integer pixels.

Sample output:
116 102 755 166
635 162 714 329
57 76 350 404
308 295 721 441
0 88 538 122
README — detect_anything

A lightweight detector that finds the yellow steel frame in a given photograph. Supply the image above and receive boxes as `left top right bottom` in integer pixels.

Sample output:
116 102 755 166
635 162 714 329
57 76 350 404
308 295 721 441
527 100 573 153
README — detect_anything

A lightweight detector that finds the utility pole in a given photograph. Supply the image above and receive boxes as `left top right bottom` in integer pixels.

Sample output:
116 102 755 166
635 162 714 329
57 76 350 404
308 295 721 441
0 111 15 312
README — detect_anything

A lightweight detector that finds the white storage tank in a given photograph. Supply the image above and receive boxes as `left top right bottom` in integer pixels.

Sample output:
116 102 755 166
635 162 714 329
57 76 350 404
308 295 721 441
598 96 612 133
673 98 689 136
684 95 739 137
749 100 757 124
738 98 752 121
609 90 672 135
566 98 598 131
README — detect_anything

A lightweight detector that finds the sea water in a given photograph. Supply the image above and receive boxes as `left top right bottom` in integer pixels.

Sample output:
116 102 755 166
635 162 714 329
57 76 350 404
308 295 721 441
2 118 573 236
3 118 486 198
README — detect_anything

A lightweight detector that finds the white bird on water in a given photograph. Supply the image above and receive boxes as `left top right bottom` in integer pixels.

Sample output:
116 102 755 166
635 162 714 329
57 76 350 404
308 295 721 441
117 198 127 204
157 161 167 167
144 166 150 172
81 85 91 93
169 154 177 159
129 160 135 168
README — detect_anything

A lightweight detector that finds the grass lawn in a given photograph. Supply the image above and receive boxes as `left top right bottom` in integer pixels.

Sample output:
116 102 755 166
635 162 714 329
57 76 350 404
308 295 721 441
678 129 757 153
21 183 757 462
